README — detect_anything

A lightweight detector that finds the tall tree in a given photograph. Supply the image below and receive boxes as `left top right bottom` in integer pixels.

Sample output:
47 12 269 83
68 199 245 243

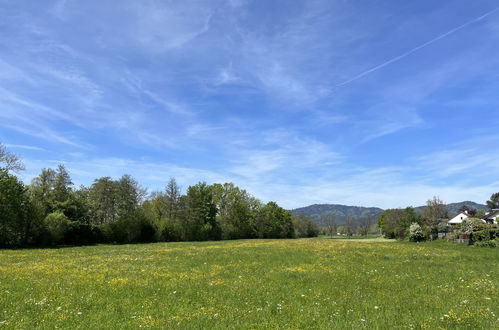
422 196 447 234
0 142 25 172
182 182 220 241
116 174 146 219
211 183 253 239
255 201 294 238
29 165 74 217
358 215 376 236
320 213 337 237
88 177 118 224
165 178 181 221
378 207 419 239
0 169 35 247
486 192 499 210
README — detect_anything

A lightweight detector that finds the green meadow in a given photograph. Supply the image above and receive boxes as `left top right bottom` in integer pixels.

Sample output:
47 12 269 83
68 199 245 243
0 239 497 329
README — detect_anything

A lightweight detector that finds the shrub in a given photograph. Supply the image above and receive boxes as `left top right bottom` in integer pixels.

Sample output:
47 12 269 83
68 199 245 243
437 222 451 233
470 225 499 247
100 211 157 244
408 222 424 242
460 217 484 234
64 222 102 245
44 211 70 245
474 239 498 248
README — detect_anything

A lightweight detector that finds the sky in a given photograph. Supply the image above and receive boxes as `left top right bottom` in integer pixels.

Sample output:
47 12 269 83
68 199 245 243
1 0 499 209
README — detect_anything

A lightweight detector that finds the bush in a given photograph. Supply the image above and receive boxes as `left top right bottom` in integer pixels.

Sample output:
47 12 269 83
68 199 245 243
474 239 498 248
63 222 102 245
470 225 499 247
408 222 424 242
101 211 157 244
44 211 70 245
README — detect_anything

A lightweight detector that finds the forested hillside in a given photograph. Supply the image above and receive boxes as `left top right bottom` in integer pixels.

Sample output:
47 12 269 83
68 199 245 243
292 201 488 224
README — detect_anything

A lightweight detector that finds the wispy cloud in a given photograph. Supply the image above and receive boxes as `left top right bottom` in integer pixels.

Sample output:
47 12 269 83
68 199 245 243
5 144 45 151
336 6 499 86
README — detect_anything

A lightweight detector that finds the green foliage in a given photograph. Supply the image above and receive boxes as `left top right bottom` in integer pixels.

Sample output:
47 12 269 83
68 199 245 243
486 192 499 210
471 224 499 248
64 222 102 245
437 222 451 233
0 169 34 247
460 217 484 234
474 239 499 248
422 196 447 231
255 201 294 238
211 183 254 240
408 222 424 242
292 204 383 223
292 215 319 238
44 211 70 245
101 210 156 244
29 165 73 218
181 182 220 241
378 207 419 239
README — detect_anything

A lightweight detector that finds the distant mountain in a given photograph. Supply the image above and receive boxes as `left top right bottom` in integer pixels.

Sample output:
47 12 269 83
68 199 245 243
414 201 488 217
290 204 384 224
291 201 488 224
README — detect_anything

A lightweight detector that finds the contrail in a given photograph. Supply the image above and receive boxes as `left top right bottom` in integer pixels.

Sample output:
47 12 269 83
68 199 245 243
336 7 499 87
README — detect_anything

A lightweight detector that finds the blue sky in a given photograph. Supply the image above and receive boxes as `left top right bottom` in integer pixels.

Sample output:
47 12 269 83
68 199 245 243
1 0 499 209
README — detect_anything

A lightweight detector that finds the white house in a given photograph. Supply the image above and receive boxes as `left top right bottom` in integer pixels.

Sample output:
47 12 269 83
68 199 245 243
448 212 469 226
482 209 499 224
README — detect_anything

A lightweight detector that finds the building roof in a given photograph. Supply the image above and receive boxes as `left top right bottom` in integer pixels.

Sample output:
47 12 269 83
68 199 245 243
483 209 499 221
448 212 468 224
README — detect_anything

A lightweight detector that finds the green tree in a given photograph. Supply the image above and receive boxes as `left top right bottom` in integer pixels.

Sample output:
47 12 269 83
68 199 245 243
88 177 118 224
255 201 294 238
486 192 499 210
378 207 419 239
0 169 35 247
211 183 253 239
44 211 70 245
422 196 447 238
115 174 146 220
165 178 181 221
181 182 220 241
29 165 74 218
292 215 319 238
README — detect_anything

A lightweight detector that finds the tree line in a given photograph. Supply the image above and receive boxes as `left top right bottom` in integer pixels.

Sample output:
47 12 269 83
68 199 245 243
377 195 499 242
0 144 319 248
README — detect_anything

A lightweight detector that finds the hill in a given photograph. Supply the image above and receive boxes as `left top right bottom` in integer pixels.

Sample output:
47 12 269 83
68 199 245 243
291 201 488 224
290 204 383 224
414 201 488 216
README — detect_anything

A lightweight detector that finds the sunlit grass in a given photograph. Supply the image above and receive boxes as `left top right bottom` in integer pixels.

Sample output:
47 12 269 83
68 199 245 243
0 239 497 328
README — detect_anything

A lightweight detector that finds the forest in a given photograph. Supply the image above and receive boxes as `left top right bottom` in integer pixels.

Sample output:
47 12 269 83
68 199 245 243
0 143 319 248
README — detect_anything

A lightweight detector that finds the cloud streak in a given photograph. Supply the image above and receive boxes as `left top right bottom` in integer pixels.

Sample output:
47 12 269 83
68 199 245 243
336 6 499 87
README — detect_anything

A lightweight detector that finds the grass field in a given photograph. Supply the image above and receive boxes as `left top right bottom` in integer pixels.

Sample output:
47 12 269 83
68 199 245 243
0 239 498 329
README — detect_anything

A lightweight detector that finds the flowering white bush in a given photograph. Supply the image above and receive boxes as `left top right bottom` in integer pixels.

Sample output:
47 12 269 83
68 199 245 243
460 217 483 234
409 222 424 242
